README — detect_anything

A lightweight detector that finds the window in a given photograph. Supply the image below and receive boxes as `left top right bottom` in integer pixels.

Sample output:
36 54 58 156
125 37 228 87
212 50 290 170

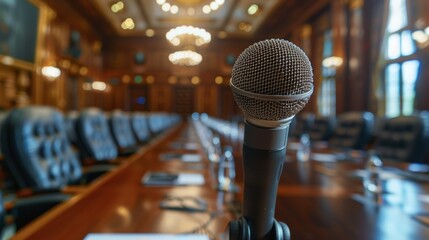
318 29 336 116
382 0 420 117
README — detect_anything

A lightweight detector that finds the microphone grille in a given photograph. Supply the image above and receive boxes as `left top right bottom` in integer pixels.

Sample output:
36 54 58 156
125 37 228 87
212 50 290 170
231 39 313 123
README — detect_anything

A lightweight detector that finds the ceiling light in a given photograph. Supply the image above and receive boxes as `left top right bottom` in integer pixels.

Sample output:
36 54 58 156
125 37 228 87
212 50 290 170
166 25 211 47
162 3 171 12
145 29 155 37
202 5 211 14
41 66 61 79
111 1 124 13
215 0 225 4
238 22 252 32
210 2 219 10
215 76 223 84
170 5 179 14
121 18 135 30
169 50 202 66
247 4 259 15
156 0 165 5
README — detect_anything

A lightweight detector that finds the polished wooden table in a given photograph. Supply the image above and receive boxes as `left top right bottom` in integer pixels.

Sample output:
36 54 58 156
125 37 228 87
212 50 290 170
11 123 429 240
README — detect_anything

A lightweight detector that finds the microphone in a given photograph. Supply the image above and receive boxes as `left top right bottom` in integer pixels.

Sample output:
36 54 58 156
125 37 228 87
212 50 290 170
228 39 313 240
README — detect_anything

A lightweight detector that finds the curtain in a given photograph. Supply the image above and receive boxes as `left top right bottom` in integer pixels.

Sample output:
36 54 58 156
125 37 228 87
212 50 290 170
368 0 389 116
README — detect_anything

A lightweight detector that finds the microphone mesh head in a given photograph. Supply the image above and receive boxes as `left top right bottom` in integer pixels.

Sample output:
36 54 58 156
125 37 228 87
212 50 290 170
231 39 313 122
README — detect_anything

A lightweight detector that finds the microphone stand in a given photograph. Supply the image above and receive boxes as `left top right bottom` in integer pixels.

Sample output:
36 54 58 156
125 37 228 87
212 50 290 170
229 118 292 240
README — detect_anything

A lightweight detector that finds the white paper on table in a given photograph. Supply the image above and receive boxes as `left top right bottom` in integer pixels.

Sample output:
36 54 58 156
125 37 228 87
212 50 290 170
84 233 209 240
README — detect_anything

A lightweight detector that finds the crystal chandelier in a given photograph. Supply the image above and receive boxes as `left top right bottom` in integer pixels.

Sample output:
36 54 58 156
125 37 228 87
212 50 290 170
166 25 210 66
168 50 202 66
166 25 211 47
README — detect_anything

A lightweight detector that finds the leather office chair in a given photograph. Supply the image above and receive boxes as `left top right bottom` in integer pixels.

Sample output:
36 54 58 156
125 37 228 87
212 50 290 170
0 111 8 157
108 110 138 155
130 112 151 144
75 108 118 161
373 112 429 163
329 112 374 150
0 107 83 229
309 116 335 141
65 111 79 146
289 112 315 138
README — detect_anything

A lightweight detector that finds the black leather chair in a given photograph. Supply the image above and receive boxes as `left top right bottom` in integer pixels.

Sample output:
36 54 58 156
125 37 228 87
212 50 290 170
130 112 150 144
1 107 82 189
289 112 315 138
309 116 335 141
108 110 138 155
0 106 109 229
373 112 429 163
0 111 8 157
329 112 374 150
65 111 79 147
75 108 118 161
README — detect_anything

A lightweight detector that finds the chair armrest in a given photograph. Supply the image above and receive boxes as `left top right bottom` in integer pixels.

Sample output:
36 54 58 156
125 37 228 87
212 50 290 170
9 193 70 230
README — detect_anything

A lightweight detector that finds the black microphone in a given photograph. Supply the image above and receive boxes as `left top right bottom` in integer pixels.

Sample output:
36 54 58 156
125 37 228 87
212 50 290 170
228 39 313 240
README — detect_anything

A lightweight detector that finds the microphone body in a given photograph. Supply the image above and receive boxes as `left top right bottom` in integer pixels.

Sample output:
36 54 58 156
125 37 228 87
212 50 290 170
242 120 289 239
228 39 313 240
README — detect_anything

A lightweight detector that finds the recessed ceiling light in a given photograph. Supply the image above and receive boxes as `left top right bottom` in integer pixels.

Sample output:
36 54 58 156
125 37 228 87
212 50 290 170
162 3 171 12
146 29 155 37
170 5 179 14
238 22 252 32
121 18 135 30
156 0 166 5
247 4 259 15
202 5 211 14
111 1 125 13
210 2 219 10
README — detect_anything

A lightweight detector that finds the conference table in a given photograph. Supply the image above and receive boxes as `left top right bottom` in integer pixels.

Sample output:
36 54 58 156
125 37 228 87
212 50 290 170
11 122 429 240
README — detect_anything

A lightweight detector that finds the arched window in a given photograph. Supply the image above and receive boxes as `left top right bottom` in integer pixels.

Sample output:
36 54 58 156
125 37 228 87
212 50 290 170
382 0 420 117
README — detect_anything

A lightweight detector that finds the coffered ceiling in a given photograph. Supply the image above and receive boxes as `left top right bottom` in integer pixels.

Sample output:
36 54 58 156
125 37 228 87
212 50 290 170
41 0 330 41
92 0 281 38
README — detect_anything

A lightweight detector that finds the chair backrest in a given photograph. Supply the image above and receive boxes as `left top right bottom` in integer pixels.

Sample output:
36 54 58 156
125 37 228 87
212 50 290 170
0 107 82 190
130 112 150 143
329 112 374 150
374 112 429 163
65 111 79 146
309 116 335 141
109 110 137 151
75 108 118 161
0 112 8 156
289 112 315 138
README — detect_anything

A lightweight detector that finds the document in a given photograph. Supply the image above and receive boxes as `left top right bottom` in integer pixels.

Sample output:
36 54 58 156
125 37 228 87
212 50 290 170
141 172 205 186
84 233 209 240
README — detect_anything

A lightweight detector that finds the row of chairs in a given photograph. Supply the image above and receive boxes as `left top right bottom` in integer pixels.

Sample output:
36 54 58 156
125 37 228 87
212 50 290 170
0 106 181 231
290 111 429 163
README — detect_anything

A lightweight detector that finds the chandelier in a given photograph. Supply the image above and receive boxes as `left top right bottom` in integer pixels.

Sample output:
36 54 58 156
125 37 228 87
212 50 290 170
166 25 211 46
168 50 202 66
166 25 211 66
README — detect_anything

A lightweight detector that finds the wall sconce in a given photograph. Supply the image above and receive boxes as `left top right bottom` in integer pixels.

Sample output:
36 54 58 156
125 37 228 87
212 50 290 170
322 56 343 68
412 27 429 48
41 66 61 80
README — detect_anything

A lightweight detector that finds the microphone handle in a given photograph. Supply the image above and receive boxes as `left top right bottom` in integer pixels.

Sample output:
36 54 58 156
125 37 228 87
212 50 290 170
242 121 289 239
